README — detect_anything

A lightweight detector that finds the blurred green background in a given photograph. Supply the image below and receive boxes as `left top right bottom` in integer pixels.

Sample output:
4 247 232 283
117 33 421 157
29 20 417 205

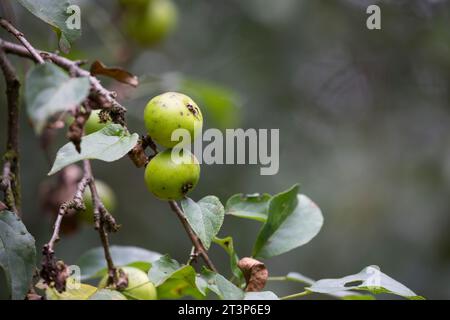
1 0 450 299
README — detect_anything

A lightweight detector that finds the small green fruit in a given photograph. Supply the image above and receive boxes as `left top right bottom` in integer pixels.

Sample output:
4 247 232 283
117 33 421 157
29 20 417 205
144 149 200 200
85 110 110 135
66 110 110 135
144 92 203 148
80 180 116 224
99 266 157 300
124 0 178 46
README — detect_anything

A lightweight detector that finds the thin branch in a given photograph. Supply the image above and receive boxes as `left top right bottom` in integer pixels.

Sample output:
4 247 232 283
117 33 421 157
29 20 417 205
1 162 15 213
0 48 21 215
0 20 126 291
84 159 121 286
128 135 159 168
0 50 19 152
267 276 288 281
42 160 122 289
267 275 313 286
143 135 158 155
0 39 127 123
169 200 217 272
187 246 199 265
46 174 90 252
0 18 45 64
40 171 89 292
279 291 312 300
135 137 217 272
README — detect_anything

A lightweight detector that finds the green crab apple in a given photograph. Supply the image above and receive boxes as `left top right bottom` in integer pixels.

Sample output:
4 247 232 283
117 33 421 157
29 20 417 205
144 149 200 200
79 180 116 224
66 109 110 135
124 0 178 46
144 92 203 148
99 266 157 300
85 110 110 135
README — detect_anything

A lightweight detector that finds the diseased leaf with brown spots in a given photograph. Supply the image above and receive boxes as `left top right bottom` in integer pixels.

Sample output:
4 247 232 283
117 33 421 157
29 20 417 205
90 61 139 87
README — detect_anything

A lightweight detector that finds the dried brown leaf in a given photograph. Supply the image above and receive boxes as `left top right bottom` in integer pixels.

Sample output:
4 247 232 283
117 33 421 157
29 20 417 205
128 139 149 168
90 60 139 87
237 257 268 292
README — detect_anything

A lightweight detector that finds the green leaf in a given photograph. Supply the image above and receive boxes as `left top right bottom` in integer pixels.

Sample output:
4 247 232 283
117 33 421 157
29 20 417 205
195 270 217 297
286 272 374 300
225 193 271 222
148 255 203 299
125 261 154 273
25 63 90 134
307 266 424 300
213 236 244 283
285 272 315 285
214 273 245 300
49 124 139 175
46 278 97 300
244 291 279 300
196 268 245 300
157 278 204 300
181 196 225 249
0 211 36 300
88 289 127 300
253 184 324 259
333 292 376 300
181 78 240 129
147 255 183 286
77 245 162 280
17 0 81 52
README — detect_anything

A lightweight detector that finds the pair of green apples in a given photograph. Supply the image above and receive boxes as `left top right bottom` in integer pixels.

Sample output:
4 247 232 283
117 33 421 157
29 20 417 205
101 92 202 300
77 92 203 300
143 92 203 201
80 92 203 202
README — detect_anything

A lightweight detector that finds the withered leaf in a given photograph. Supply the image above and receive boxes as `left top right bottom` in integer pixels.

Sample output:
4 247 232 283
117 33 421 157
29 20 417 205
237 257 268 292
128 138 149 168
90 60 139 87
